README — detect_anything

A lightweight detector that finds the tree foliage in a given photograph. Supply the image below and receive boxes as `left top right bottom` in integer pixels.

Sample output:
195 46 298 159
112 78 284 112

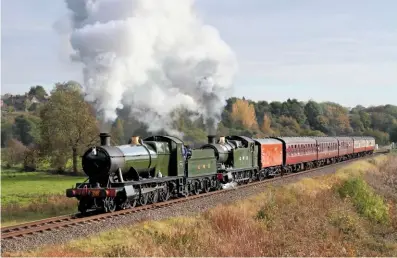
260 113 273 135
231 99 258 129
3 82 397 173
39 84 99 173
12 115 40 146
28 85 48 100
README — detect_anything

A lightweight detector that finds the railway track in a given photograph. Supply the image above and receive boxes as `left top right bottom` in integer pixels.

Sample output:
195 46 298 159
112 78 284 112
1 152 386 240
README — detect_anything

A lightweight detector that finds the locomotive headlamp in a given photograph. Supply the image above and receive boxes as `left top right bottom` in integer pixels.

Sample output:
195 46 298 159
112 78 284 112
91 147 97 156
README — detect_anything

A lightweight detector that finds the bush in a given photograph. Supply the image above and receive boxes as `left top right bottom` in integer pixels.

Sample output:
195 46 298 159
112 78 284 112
2 139 27 167
23 148 40 171
338 177 389 224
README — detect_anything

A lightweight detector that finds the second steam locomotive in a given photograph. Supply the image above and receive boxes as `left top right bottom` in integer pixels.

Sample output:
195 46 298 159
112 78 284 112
66 133 375 214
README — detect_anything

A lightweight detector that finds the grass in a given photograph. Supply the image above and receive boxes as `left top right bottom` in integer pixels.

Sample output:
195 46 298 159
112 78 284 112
5 154 397 257
1 168 85 225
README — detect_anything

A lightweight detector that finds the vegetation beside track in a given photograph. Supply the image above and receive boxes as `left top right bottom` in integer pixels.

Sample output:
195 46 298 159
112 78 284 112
8 154 397 257
1 168 84 226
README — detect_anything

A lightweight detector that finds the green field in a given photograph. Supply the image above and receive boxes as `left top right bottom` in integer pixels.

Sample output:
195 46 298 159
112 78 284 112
1 168 86 226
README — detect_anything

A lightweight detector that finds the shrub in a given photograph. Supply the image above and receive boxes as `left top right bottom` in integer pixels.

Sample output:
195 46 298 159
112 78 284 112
2 139 27 167
338 177 389 224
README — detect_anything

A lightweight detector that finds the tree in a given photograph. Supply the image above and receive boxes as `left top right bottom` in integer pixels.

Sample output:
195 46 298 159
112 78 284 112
254 100 270 125
359 111 371 129
304 100 323 130
349 113 365 132
278 116 301 135
28 85 48 100
231 99 258 130
281 99 306 125
270 101 283 116
364 129 390 145
1 121 13 147
55 80 83 93
12 115 40 146
260 113 273 135
389 125 397 143
322 102 352 134
40 84 99 173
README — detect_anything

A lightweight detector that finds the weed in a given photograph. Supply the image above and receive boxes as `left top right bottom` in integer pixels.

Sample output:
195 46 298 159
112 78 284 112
338 177 389 224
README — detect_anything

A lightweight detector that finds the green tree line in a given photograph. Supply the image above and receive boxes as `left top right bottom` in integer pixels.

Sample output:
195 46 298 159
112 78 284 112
2 83 397 174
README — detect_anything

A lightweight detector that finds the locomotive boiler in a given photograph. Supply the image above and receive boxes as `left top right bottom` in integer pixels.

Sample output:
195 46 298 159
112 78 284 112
82 133 159 185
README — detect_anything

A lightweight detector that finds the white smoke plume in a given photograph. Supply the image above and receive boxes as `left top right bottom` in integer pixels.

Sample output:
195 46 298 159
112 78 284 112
61 0 238 135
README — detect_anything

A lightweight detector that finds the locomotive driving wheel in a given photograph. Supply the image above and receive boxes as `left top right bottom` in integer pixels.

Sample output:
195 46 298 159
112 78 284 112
202 179 210 193
159 184 170 202
192 181 200 195
139 192 149 206
149 190 159 204
103 197 116 213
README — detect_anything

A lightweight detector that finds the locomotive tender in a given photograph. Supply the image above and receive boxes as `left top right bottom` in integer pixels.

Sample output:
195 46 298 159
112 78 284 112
66 133 376 214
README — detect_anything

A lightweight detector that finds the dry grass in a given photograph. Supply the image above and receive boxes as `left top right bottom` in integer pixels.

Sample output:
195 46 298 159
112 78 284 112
1 195 78 226
7 155 397 257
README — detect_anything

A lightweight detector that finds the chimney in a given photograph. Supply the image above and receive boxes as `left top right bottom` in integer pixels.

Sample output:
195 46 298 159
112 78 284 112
207 135 216 144
99 133 111 146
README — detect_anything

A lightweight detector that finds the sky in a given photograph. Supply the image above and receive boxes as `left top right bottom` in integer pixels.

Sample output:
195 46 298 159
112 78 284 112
1 0 396 108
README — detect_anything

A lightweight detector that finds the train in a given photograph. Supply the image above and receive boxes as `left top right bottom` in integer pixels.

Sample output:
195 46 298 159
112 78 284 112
66 133 376 214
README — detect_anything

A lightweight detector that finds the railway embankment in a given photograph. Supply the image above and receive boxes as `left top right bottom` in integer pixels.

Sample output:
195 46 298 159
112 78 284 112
5 154 397 257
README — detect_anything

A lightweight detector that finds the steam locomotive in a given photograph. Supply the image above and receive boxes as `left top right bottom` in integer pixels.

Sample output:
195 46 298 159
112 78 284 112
66 133 375 214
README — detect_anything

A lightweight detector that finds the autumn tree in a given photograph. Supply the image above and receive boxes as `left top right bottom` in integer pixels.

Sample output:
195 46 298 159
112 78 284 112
231 99 258 130
260 113 273 135
40 83 99 173
278 115 301 136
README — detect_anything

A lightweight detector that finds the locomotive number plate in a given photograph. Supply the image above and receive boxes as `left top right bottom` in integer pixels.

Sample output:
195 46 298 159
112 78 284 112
91 190 100 197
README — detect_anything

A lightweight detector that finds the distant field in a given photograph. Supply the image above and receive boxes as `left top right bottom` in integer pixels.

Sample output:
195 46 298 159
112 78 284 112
1 168 86 225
